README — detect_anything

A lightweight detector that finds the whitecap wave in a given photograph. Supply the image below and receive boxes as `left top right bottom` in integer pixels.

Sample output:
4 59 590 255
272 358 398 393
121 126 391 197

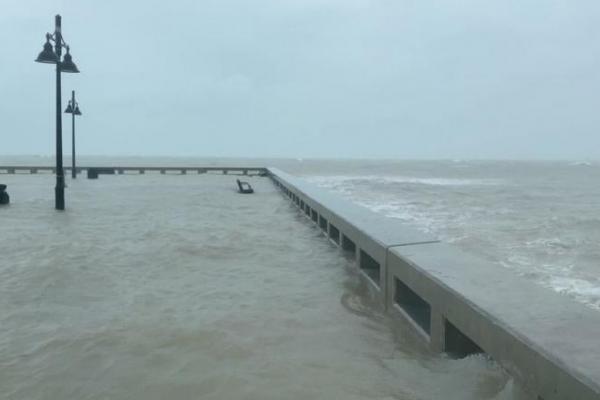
569 161 593 167
547 276 600 310
305 175 501 187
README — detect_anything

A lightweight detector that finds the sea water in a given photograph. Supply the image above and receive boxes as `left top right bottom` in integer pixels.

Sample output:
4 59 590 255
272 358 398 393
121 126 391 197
282 159 600 311
3 155 596 399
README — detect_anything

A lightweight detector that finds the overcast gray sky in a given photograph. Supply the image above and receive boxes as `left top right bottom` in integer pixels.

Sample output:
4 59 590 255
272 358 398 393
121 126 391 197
1 0 599 159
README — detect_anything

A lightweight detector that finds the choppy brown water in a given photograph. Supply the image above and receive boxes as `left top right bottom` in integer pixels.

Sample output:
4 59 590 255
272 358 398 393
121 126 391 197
0 168 533 400
279 159 600 310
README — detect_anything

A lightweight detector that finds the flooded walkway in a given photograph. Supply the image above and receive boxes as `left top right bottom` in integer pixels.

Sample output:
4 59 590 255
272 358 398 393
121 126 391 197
0 174 530 399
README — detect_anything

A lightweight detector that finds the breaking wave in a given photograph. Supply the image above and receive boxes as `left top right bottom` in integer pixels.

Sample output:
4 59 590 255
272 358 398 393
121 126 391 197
305 170 600 312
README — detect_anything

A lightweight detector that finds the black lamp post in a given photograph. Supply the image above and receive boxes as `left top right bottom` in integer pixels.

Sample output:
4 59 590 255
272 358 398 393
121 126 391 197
35 14 80 210
64 91 82 179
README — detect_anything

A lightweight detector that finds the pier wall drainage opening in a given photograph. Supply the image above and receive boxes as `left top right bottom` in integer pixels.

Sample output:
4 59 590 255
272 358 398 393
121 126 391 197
319 215 328 231
393 277 431 335
444 320 484 359
342 235 356 254
359 250 380 287
329 224 340 244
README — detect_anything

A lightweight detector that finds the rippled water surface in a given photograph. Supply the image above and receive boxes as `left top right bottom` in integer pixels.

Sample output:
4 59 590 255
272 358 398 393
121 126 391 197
280 159 600 310
0 165 533 400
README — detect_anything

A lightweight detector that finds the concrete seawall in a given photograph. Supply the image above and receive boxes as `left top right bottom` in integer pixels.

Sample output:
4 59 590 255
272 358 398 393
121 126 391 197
267 167 600 400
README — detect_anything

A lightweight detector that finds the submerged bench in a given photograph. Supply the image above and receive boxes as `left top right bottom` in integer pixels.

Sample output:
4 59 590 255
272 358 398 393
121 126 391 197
236 179 254 194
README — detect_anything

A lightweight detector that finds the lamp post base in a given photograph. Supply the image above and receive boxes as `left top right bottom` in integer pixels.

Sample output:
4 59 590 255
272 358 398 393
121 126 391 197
55 180 65 210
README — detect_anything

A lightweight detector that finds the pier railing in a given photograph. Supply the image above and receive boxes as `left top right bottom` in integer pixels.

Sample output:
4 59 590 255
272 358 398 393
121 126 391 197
0 166 267 176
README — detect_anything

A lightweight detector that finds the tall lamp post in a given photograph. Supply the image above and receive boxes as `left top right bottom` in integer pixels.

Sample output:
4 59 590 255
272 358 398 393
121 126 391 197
35 14 80 210
64 91 82 179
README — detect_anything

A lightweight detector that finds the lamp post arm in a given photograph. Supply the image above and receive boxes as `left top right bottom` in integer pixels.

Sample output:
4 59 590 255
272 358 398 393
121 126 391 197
47 34 71 50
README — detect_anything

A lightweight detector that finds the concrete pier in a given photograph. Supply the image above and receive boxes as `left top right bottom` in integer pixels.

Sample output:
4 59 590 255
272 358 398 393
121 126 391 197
267 167 600 400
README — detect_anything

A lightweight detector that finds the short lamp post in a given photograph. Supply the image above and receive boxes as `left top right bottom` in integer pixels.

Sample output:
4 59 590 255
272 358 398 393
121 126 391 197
64 91 82 179
35 14 80 210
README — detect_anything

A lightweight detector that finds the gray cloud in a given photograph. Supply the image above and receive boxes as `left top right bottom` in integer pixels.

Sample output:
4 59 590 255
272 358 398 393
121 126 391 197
2 0 600 159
